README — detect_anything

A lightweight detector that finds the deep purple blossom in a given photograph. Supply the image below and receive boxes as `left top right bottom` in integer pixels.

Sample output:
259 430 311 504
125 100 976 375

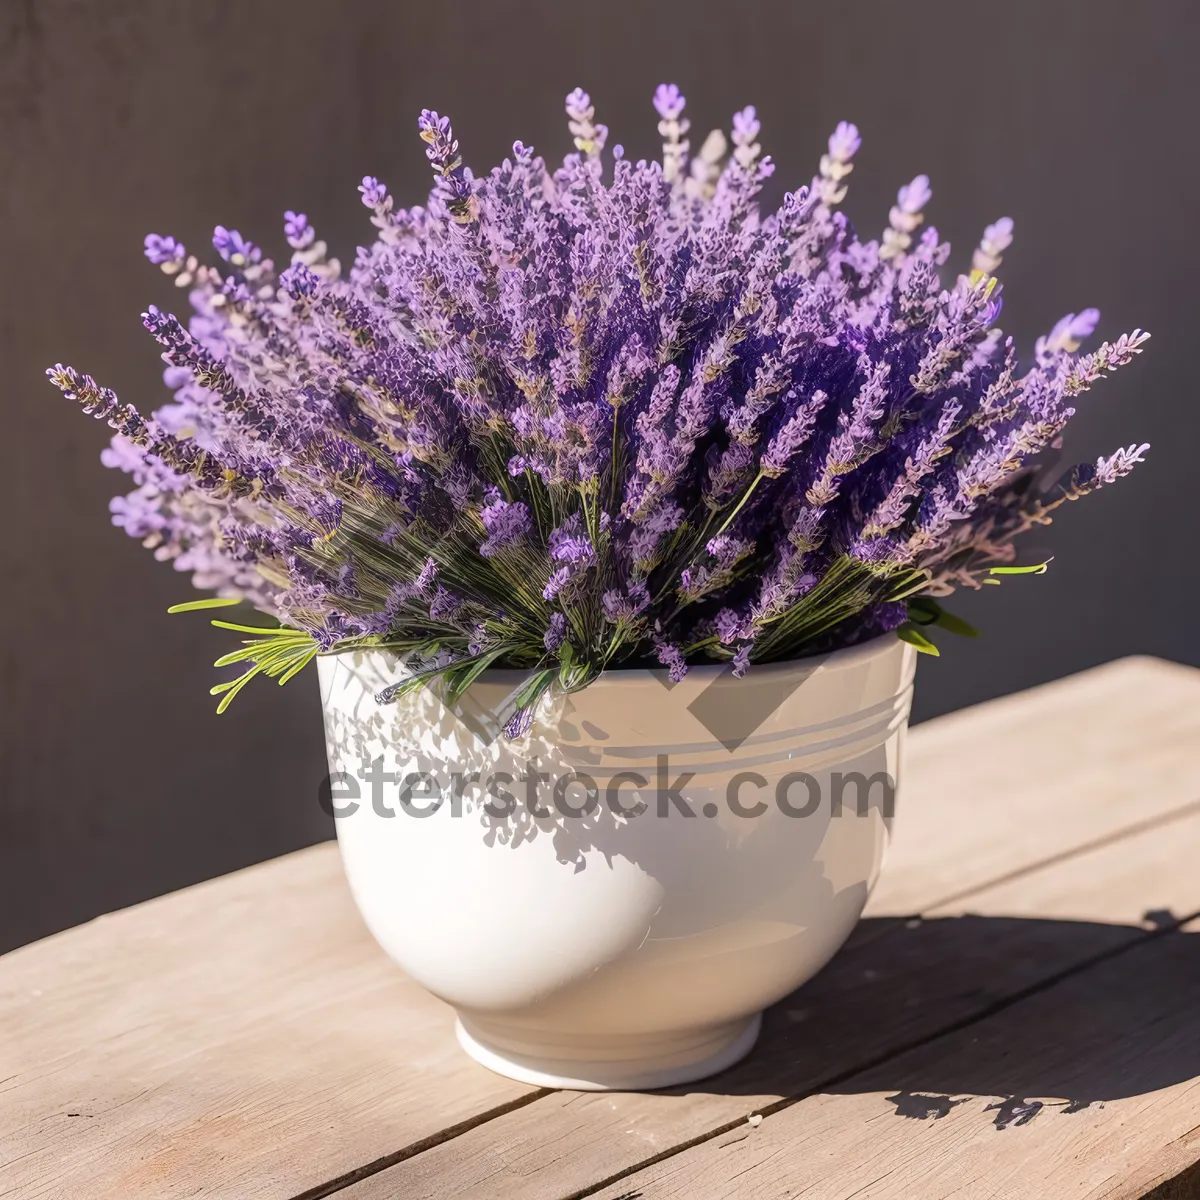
479 497 532 556
278 262 318 299
417 110 473 217
655 639 689 683
544 612 568 652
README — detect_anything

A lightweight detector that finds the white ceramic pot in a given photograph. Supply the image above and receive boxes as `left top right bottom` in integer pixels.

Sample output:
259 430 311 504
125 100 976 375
318 634 916 1090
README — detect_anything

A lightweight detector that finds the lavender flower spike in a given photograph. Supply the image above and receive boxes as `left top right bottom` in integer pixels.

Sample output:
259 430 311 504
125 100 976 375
144 234 185 267
817 121 861 205
731 106 761 170
881 175 932 261
418 109 473 220
686 127 727 199
972 217 1014 275
1092 442 1151 486
566 87 609 160
653 83 689 182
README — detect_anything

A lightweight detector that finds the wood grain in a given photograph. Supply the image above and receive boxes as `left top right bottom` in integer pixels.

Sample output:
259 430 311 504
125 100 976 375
3 657 1199 1200
868 655 1200 915
589 918 1200 1200
341 804 1200 1199
0 847 538 1199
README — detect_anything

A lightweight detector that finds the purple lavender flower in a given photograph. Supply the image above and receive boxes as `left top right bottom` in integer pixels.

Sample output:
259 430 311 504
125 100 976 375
654 639 689 683
881 175 932 261
479 497 532 556
1089 441 1151 486
761 390 828 477
211 226 259 266
548 515 596 566
283 210 316 250
816 121 861 205
278 262 318 299
566 88 609 160
417 110 473 219
429 585 461 621
359 176 391 210
1042 308 1102 359
972 217 1014 274
827 121 861 162
544 612 568 652
653 83 686 121
730 105 763 173
144 234 185 266
45 85 1150 722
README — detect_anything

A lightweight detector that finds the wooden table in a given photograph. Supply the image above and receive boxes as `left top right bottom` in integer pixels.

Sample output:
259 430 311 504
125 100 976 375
4 656 1200 1200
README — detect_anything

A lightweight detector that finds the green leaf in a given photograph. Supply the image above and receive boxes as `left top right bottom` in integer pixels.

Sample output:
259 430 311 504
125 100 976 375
989 559 1052 576
167 597 242 613
215 667 262 713
906 597 941 626
258 642 316 677
385 670 443 698
444 647 508 701
897 623 941 656
511 668 555 711
276 649 317 685
204 625 318 712
209 620 300 636
213 642 296 668
556 640 578 688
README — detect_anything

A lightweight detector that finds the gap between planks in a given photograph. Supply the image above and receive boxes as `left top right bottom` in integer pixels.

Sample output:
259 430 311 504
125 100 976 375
915 794 1200 913
288 1090 553 1200
286 795 1200 1200
565 910 1200 1200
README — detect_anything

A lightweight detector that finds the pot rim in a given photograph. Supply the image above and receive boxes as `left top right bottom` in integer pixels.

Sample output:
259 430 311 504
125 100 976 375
322 631 909 691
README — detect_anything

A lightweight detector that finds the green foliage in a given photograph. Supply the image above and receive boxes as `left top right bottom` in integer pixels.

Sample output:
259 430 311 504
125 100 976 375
897 623 940 656
166 597 242 613
906 596 980 638
170 555 1038 715
989 559 1052 576
169 604 320 714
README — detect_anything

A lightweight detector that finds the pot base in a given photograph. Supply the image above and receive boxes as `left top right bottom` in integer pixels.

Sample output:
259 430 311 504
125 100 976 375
454 1011 763 1091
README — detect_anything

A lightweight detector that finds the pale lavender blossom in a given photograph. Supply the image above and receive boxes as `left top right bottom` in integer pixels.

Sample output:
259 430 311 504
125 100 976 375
881 175 932 261
567 88 609 160
972 217 1014 274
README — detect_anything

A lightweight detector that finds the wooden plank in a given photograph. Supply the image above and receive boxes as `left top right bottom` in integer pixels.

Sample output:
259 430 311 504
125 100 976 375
0 846 539 1200
868 655 1200 914
340 793 1200 1199
588 917 1200 1200
2 657 1198 1199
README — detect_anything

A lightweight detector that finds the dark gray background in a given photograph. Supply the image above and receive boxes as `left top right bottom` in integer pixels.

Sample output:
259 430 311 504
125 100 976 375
1 0 1193 953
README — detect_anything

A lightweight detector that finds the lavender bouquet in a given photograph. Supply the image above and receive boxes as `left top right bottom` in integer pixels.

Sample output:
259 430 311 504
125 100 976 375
48 86 1148 736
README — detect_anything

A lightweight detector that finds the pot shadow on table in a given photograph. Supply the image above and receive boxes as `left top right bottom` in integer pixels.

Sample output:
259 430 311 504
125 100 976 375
668 912 1200 1124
